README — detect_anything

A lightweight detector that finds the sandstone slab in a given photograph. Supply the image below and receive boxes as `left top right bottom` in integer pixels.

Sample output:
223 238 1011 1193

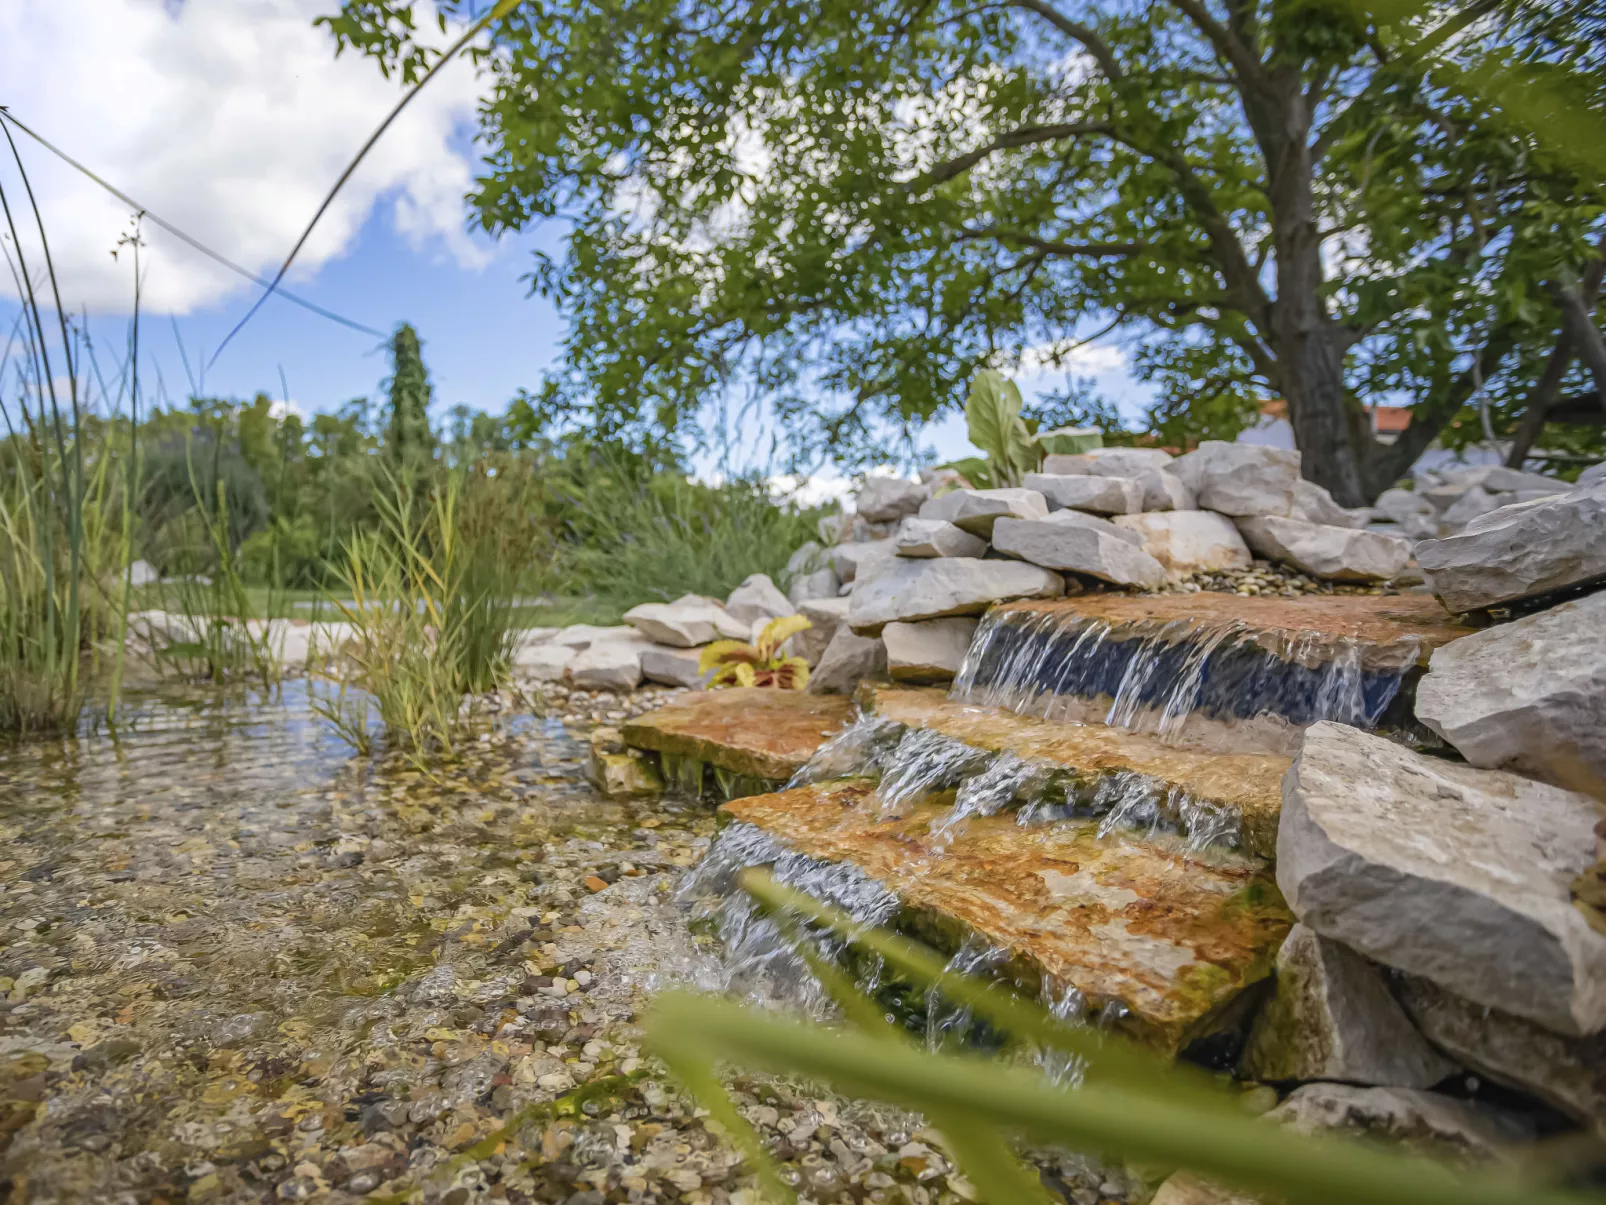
1236 515 1412 582
993 515 1165 588
1022 473 1144 515
1416 481 1606 610
725 573 796 627
722 780 1292 1051
893 518 988 559
1172 442 1300 517
918 487 1049 537
856 476 927 522
1277 721 1606 1036
624 596 747 647
805 628 887 695
1415 590 1606 797
621 688 854 780
847 557 1064 634
1240 924 1455 1087
881 619 978 684
1113 511 1251 576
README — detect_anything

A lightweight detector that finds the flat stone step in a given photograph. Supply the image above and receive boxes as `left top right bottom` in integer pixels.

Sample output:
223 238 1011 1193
958 594 1475 755
620 688 854 791
861 685 1288 857
721 781 1293 1052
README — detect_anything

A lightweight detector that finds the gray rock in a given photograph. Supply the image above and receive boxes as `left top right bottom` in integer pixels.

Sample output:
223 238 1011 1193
917 487 1049 537
1236 516 1412 582
568 637 650 690
545 624 637 650
1437 465 1570 497
1278 721 1606 1036
1240 924 1457 1088
624 597 747 647
1416 481 1606 611
794 596 851 664
786 541 826 575
1415 590 1606 797
1395 973 1606 1130
127 559 159 587
818 512 849 544
882 618 978 684
1440 485 1500 529
1292 479 1374 529
993 515 1166 588
856 477 928 523
1374 488 1436 526
1035 509 1143 546
805 628 887 695
847 557 1064 634
514 641 576 682
894 518 988 559
1579 462 1606 487
1148 1175 1261 1205
1171 441 1300 517
1112 511 1252 576
725 574 795 628
1082 446 1175 474
1136 469 1193 512
787 567 842 604
831 539 898 583
1021 473 1144 515
640 646 709 689
1268 1084 1533 1163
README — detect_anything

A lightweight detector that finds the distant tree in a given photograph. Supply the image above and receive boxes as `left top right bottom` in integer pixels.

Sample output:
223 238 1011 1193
323 0 1606 502
383 322 435 473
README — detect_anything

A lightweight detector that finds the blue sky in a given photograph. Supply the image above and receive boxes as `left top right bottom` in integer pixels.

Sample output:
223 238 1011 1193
1 0 1148 483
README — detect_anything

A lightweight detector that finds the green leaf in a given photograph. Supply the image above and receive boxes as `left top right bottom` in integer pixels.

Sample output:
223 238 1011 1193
1035 427 1106 457
965 371 1039 487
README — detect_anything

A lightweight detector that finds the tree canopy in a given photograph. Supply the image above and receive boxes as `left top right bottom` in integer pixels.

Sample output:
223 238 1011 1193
323 0 1606 501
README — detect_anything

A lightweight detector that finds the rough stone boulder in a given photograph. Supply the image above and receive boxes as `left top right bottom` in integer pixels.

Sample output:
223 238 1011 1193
1113 511 1252 576
805 627 887 694
1236 515 1411 582
1415 590 1606 797
882 618 978 684
893 517 988 559
1136 469 1193 512
640 645 709 689
917 487 1048 537
568 634 654 690
795 596 851 665
1240 924 1455 1088
1268 1084 1532 1163
993 514 1166 588
1581 461 1606 487
830 538 898 584
725 573 796 628
513 639 576 682
1278 721 1606 1036
855 476 927 523
787 566 841 604
1375 487 1436 526
1171 441 1300 517
1415 480 1606 611
1042 447 1173 476
1395 973 1606 1130
1021 472 1144 515
847 557 1064 634
1292 479 1373 529
624 595 748 647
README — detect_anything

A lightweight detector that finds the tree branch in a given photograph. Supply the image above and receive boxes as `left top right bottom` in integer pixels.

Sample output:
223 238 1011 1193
1166 0 1266 91
918 122 1113 188
1006 0 1124 80
955 225 1142 258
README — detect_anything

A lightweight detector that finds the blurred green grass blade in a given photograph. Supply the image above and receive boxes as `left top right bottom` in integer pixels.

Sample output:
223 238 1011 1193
738 869 1231 1107
645 991 1585 1205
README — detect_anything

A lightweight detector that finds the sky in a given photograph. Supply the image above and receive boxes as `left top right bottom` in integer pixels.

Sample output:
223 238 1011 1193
0 0 1148 481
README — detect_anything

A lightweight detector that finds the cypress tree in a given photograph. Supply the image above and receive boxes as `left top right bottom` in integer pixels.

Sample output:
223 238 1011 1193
384 322 434 472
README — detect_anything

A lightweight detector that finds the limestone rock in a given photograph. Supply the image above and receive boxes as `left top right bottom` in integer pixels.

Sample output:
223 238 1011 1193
787 567 841 604
1171 441 1300 517
855 476 928 523
830 539 898 583
1269 1084 1532 1163
806 628 887 694
1033 509 1143 545
1580 462 1606 487
1149 1174 1261 1205
640 645 709 689
513 640 576 682
546 624 636 650
1240 924 1456 1088
1277 721 1606 1036
1440 485 1500 529
1292 479 1373 529
882 618 978 684
818 512 849 544
1395 973 1606 1130
1021 472 1144 515
993 515 1166 588
1113 511 1252 577
1375 488 1436 526
917 487 1049 537
1137 468 1193 512
1416 481 1606 610
795 596 851 665
725 574 796 628
1042 447 1173 476
1236 516 1411 582
847 557 1064 634
894 518 988 559
625 596 747 647
1415 590 1606 796
569 637 650 690
786 541 826 576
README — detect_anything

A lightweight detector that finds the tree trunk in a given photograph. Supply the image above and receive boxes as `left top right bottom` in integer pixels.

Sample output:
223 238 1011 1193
1554 278 1606 403
1275 317 1370 505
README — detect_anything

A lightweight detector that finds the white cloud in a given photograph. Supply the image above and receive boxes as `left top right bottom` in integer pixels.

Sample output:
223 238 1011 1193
0 0 486 316
1020 339 1126 375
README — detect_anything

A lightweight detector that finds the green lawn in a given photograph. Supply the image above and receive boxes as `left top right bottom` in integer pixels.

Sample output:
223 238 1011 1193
132 584 622 629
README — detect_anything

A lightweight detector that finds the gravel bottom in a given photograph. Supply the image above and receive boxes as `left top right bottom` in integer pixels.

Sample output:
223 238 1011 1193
0 682 1127 1205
